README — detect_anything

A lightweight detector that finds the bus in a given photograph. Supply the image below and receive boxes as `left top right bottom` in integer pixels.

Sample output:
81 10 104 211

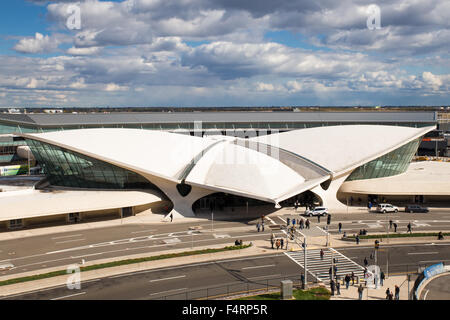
0 164 29 176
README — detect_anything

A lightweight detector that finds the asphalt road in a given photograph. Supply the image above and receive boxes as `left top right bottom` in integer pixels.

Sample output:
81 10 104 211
3 243 450 300
421 274 450 300
1 211 450 276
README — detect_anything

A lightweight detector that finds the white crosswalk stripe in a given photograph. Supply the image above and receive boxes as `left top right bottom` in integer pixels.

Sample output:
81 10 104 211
285 248 365 285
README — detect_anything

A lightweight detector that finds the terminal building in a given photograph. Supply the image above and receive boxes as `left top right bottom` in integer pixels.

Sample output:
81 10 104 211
0 111 449 230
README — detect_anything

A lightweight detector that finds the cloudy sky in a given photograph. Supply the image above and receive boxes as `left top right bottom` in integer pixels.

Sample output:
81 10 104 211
0 0 448 107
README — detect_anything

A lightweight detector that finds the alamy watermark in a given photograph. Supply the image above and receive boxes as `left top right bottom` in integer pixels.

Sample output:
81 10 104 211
66 3 81 30
366 4 381 30
66 264 81 290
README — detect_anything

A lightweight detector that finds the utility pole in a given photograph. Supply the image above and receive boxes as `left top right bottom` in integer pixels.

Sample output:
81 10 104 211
386 214 390 277
27 148 30 176
303 236 307 289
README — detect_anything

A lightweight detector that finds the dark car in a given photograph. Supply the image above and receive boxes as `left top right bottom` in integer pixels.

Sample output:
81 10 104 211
405 205 429 213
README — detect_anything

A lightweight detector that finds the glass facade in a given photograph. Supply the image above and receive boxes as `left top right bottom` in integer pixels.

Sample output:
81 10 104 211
346 137 422 181
26 139 158 190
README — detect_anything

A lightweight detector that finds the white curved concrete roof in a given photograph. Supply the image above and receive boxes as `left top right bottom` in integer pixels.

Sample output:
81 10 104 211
186 141 306 202
252 125 435 175
19 124 435 204
0 189 163 222
21 129 216 182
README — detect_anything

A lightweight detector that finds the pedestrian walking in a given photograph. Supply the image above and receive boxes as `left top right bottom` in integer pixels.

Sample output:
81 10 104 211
380 271 385 286
407 222 412 234
262 221 265 232
256 222 260 232
170 213 173 222
389 219 393 229
280 238 284 249
334 265 338 278
276 239 281 250
364 257 368 267
385 288 391 300
394 285 400 300
345 274 350 289
351 272 355 285
338 222 342 233
358 284 364 300
305 219 310 229
356 235 360 245
286 238 289 250
287 217 290 226
393 222 398 233
317 215 321 223
329 267 332 279
299 219 304 229
336 281 341 295
270 238 274 249
292 218 296 227
320 249 324 260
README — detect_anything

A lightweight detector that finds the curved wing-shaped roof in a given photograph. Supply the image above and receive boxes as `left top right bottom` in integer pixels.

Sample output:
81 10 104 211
252 125 435 176
19 124 435 205
185 141 307 202
21 128 216 182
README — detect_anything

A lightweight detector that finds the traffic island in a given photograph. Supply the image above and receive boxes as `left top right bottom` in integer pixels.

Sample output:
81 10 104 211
235 287 331 300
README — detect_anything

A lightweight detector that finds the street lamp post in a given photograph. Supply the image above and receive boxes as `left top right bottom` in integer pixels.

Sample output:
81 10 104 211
386 214 390 277
303 236 307 289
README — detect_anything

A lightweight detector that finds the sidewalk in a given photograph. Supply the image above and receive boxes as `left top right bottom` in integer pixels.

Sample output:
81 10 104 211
330 275 413 300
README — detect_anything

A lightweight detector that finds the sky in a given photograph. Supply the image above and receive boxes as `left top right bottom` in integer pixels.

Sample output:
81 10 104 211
0 0 448 108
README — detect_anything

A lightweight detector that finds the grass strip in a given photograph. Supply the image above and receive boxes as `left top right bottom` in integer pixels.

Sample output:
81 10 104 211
237 287 331 300
345 232 450 240
0 244 251 287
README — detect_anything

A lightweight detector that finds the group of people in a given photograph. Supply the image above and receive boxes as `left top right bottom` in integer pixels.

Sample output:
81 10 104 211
270 233 288 250
286 217 310 229
385 286 400 300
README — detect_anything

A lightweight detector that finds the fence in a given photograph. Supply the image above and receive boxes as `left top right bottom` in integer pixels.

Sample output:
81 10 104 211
151 273 319 300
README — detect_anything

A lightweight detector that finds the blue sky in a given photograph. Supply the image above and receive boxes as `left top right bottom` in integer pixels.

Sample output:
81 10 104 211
0 0 448 107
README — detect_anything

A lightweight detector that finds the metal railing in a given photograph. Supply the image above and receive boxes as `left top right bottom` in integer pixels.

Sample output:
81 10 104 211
151 273 319 300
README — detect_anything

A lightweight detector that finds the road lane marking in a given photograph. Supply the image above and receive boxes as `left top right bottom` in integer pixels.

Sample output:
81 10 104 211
55 238 86 244
131 229 157 234
419 259 450 263
149 288 187 296
70 253 104 259
163 238 181 244
242 264 275 270
149 275 186 282
51 292 86 300
51 234 84 240
407 252 439 255
248 274 281 280
265 217 276 225
213 234 230 239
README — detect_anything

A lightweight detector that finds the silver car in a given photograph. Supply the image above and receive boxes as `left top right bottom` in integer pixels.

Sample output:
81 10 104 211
376 203 399 213
304 207 329 216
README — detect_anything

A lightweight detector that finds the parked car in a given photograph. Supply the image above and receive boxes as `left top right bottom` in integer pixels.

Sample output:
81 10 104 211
376 203 399 213
304 207 329 216
405 205 429 213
